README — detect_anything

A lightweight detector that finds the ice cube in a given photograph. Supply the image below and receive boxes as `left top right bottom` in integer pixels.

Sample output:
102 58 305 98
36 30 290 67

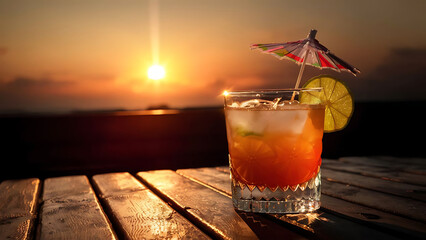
263 108 309 134
226 109 267 135
230 102 240 108
240 99 279 110
277 100 300 107
226 99 309 136
240 99 261 108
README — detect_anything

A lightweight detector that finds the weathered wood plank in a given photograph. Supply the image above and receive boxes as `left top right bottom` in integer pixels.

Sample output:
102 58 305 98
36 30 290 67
92 172 146 198
322 159 426 186
205 165 426 203
322 179 426 222
178 167 419 239
321 195 426 238
177 167 231 195
0 216 35 240
215 166 230 173
37 175 117 240
137 170 259 240
0 178 40 220
0 178 41 240
322 168 426 202
339 156 426 175
92 172 210 240
137 170 310 240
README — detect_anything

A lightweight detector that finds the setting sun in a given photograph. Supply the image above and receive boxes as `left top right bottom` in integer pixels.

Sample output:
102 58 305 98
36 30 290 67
148 65 166 80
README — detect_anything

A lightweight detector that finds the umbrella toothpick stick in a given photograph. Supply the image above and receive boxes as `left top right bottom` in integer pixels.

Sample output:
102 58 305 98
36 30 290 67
291 49 310 100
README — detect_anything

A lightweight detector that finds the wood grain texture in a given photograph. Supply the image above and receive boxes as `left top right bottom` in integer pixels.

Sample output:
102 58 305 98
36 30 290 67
322 179 426 222
214 166 230 173
92 172 146 198
0 178 40 240
92 172 210 240
322 168 426 202
177 167 232 195
177 167 410 240
37 175 117 240
321 195 426 238
322 159 426 186
177 169 312 239
137 170 261 240
339 157 426 175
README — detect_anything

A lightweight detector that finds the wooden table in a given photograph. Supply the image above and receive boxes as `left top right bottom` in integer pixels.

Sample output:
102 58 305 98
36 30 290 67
1 157 425 239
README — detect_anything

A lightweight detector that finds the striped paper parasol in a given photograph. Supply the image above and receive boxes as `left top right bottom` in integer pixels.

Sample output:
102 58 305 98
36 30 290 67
251 29 360 89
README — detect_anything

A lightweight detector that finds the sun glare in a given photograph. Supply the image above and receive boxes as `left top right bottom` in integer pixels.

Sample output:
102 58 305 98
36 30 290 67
148 65 166 80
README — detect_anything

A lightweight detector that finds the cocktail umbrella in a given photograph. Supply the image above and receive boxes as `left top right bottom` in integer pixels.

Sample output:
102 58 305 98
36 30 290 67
251 29 360 90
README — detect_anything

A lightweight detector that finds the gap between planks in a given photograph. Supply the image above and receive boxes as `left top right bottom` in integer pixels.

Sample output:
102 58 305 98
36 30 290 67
136 170 313 240
213 165 426 224
37 175 118 240
90 172 211 240
339 157 426 176
321 168 426 202
322 159 426 187
176 166 426 239
174 168 404 240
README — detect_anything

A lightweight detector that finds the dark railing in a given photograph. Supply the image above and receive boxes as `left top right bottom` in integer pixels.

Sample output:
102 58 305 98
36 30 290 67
1 101 424 181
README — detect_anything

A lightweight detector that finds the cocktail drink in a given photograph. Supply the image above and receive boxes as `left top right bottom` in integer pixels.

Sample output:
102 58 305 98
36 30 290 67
230 30 358 213
224 89 325 213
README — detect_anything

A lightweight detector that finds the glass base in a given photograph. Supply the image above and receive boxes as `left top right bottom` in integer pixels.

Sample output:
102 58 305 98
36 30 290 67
231 170 321 213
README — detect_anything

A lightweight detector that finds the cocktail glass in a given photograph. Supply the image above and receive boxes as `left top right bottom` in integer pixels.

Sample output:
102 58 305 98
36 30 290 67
224 88 325 213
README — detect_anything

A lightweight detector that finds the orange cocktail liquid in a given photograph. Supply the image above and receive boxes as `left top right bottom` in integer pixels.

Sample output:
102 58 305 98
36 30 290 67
226 104 325 188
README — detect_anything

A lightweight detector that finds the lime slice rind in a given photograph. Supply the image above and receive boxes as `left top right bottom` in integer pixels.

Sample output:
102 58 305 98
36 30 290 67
300 75 354 133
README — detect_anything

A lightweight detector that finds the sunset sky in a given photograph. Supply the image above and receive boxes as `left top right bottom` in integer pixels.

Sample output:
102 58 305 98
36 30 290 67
1 0 425 113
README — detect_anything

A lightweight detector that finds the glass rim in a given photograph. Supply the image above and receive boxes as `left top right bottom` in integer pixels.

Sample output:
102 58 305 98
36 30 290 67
225 87 322 96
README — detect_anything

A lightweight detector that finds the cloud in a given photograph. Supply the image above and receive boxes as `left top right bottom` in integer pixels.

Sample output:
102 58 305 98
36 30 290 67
215 47 426 102
351 47 426 101
368 48 426 78
0 77 76 112
0 75 130 113
40 72 116 83
1 77 74 89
